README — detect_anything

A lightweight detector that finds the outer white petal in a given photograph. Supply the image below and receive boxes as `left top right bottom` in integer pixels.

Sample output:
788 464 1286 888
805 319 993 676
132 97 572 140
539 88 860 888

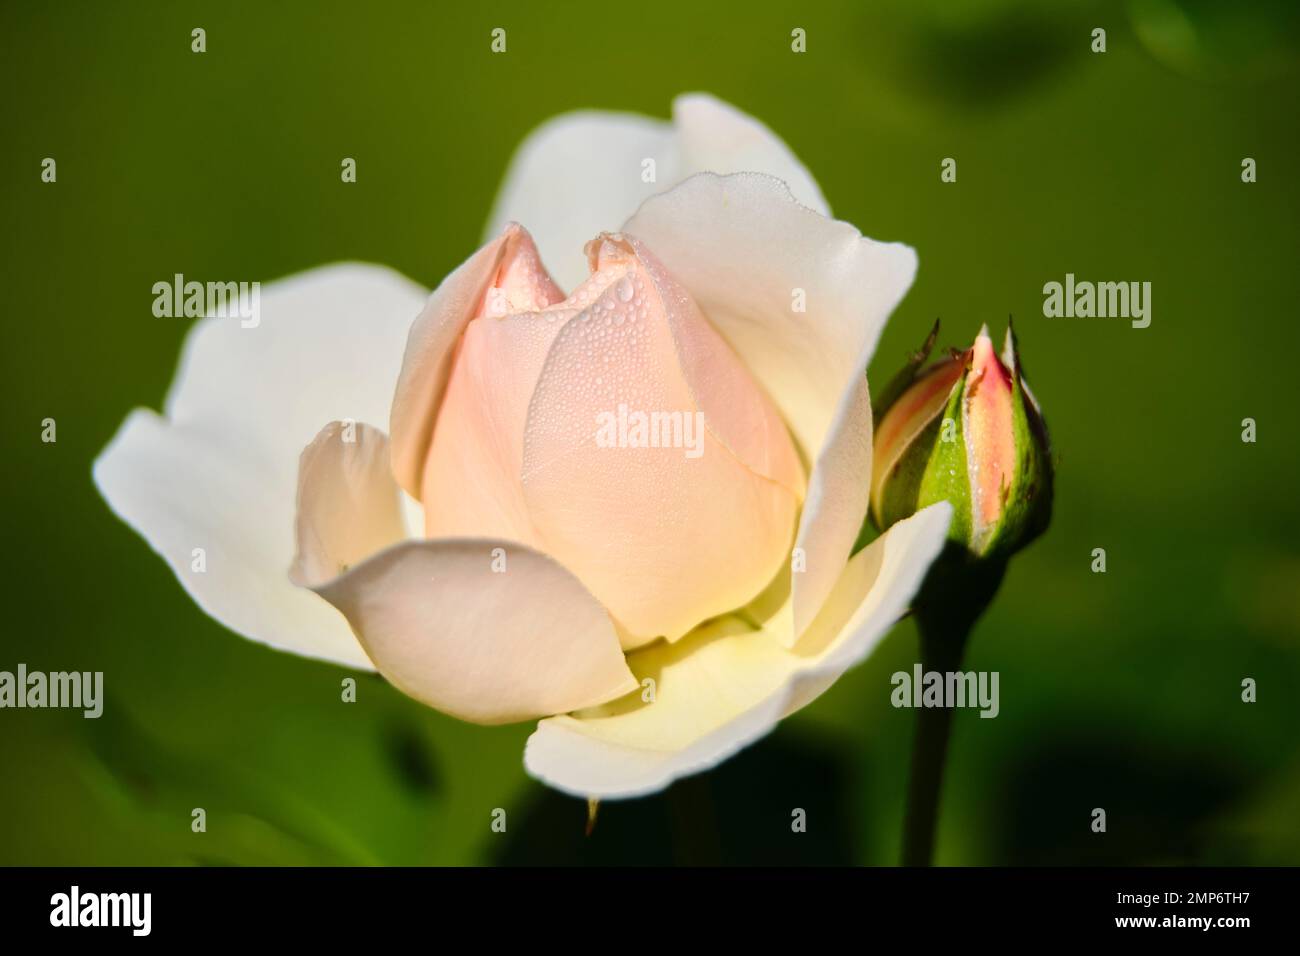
485 93 830 290
285 417 637 723
624 173 919 640
523 502 952 799
93 264 428 669
671 93 828 219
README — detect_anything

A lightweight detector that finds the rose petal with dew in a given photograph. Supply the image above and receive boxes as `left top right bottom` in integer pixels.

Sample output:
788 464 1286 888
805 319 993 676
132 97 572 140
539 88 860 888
624 172 918 642
290 421 638 724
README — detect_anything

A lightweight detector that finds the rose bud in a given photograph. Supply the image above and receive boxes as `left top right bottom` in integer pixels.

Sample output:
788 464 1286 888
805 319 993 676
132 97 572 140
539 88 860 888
870 322 1052 559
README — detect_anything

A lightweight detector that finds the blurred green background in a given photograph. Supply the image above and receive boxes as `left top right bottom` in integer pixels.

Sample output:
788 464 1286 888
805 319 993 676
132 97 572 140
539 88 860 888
2 0 1298 865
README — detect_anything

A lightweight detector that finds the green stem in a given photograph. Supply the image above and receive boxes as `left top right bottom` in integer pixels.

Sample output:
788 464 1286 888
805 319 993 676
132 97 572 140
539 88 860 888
899 546 1006 867
900 618 970 866
667 773 722 866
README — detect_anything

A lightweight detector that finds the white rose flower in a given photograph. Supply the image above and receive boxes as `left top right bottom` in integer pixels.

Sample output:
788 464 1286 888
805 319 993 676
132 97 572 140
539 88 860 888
95 94 951 799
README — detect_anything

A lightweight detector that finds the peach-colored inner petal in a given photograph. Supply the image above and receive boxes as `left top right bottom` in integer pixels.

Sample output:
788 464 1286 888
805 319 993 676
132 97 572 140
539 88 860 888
519 241 800 646
421 239 635 543
421 229 804 649
871 356 965 517
964 332 1016 543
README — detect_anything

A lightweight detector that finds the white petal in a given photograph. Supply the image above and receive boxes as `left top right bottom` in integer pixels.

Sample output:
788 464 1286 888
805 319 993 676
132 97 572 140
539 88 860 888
94 264 428 669
289 421 408 589
671 93 829 219
485 93 829 290
288 419 637 723
623 172 918 640
312 539 639 725
523 502 952 798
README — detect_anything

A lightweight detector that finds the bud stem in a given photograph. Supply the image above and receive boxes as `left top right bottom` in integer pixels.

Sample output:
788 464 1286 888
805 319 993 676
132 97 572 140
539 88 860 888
900 546 1006 866
668 773 722 866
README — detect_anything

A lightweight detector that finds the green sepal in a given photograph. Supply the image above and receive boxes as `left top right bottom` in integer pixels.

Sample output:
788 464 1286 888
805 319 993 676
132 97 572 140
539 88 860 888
877 371 972 546
872 318 940 421
914 374 973 548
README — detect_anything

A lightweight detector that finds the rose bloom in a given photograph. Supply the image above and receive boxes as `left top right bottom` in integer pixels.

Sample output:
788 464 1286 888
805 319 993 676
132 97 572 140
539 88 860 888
95 94 951 798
